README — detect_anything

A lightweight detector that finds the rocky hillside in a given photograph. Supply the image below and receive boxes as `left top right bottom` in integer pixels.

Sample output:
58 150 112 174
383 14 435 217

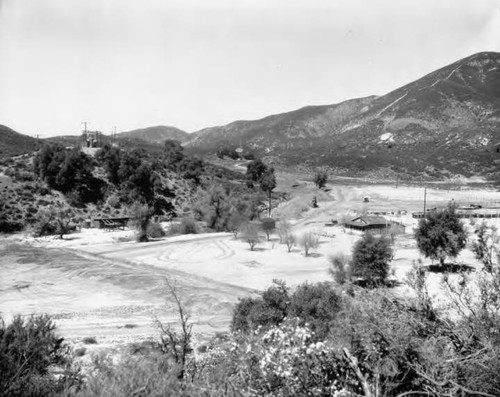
186 52 500 179
0 125 38 158
118 125 189 144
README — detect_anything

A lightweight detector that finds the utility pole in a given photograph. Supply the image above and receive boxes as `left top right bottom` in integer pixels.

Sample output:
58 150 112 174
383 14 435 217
423 187 427 217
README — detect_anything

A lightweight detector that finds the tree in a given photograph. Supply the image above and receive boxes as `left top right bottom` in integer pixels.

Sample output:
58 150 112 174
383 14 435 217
163 140 185 170
227 212 248 238
415 204 467 267
34 206 73 239
241 222 260 251
260 167 276 217
278 219 296 252
245 159 267 188
313 170 328 189
261 218 275 240
130 203 153 242
298 231 319 256
155 279 193 380
472 222 499 273
350 233 392 287
328 253 351 285
96 144 121 185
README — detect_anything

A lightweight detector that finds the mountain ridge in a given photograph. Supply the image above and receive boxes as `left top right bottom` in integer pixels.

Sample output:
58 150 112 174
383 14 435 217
185 51 500 179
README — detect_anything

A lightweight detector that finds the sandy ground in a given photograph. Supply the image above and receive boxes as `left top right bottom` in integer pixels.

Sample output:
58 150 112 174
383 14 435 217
1 179 499 354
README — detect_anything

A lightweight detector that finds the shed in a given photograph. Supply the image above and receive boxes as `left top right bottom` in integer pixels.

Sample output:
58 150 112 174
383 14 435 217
344 216 389 232
92 217 130 230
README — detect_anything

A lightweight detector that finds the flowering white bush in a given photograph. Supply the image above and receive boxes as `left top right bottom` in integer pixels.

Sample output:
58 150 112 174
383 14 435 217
218 319 361 397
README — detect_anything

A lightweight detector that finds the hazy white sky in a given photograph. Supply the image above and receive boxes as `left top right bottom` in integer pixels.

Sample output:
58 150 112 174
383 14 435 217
0 0 499 137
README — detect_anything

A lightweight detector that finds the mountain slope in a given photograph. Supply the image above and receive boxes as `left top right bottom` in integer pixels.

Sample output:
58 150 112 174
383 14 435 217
186 52 500 179
0 125 38 158
118 126 189 144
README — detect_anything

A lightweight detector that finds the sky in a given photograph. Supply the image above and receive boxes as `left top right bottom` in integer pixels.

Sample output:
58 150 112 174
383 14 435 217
0 0 499 137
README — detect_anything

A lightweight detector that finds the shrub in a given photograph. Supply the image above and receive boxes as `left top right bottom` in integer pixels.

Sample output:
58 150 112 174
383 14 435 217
147 222 166 238
0 315 78 396
289 282 341 339
231 280 289 333
82 336 98 344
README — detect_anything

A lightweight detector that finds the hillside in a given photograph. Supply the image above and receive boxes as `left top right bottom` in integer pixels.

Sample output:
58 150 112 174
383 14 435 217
118 125 189 144
0 125 38 158
185 52 500 180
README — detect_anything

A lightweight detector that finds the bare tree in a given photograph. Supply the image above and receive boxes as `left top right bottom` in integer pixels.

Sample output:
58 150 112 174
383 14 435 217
298 231 319 256
155 278 193 380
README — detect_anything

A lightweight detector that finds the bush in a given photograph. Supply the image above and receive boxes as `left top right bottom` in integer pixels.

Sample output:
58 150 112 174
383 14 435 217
168 216 199 235
289 282 342 339
147 222 166 238
82 336 98 344
0 219 24 233
0 315 78 396
231 280 289 333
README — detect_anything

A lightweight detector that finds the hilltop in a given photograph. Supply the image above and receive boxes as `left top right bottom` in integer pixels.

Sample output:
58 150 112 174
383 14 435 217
0 125 38 158
117 125 189 144
185 52 500 180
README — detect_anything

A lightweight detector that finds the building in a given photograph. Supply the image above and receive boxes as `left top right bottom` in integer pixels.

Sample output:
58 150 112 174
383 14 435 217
344 216 405 234
82 130 104 148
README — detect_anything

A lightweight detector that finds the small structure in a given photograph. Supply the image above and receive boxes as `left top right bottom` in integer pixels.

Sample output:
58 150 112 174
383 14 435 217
92 217 130 230
345 216 406 234
344 216 389 232
82 130 104 148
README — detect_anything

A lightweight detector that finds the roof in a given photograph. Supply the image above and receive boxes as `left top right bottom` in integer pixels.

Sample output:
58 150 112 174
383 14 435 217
348 216 388 226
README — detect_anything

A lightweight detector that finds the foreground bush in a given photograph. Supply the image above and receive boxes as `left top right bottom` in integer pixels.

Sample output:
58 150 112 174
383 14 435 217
0 315 79 397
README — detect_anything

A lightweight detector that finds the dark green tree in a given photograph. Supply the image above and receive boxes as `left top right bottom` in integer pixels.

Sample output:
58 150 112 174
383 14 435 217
313 170 328 189
245 159 268 188
350 233 393 287
415 204 467 267
260 167 277 217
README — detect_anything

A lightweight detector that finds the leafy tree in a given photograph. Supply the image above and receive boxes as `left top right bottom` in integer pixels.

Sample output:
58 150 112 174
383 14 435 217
95 144 121 184
227 212 248 238
261 218 275 240
328 253 351 285
298 231 319 256
260 167 276 217
201 185 232 231
472 222 499 273
130 203 153 242
350 233 392 287
163 139 185 170
241 222 260 251
277 218 296 252
313 170 328 189
245 159 267 188
34 206 74 239
415 204 467 267
179 156 204 186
